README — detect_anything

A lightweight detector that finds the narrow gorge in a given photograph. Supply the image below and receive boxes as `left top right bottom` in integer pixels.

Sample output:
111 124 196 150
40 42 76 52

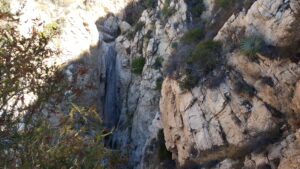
2 0 300 169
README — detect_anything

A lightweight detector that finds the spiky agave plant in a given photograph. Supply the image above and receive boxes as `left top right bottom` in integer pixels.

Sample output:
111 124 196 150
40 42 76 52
240 36 265 58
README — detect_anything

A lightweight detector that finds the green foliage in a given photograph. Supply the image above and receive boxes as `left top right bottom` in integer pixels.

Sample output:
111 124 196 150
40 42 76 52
171 42 178 49
189 40 222 72
155 77 164 91
234 81 256 97
131 57 146 74
0 104 121 168
41 21 60 37
240 36 265 58
215 0 235 9
182 28 204 43
161 0 176 18
0 14 124 169
143 0 157 9
126 31 135 40
135 21 145 32
0 16 62 116
178 68 199 90
185 0 205 17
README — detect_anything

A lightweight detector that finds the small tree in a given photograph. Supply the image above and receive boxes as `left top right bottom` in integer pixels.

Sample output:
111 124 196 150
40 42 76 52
0 13 124 168
182 28 204 43
189 40 222 72
131 57 146 74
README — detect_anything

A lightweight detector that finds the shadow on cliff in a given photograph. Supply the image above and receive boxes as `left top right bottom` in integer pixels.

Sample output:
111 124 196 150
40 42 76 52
53 1 176 169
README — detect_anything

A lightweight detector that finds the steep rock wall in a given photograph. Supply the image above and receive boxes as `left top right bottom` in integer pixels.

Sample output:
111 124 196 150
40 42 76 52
160 0 300 168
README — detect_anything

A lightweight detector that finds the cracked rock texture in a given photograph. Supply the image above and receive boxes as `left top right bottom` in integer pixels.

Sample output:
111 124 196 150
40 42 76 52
160 0 300 168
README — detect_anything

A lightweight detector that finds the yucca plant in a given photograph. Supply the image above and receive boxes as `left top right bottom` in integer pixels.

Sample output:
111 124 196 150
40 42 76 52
240 36 265 58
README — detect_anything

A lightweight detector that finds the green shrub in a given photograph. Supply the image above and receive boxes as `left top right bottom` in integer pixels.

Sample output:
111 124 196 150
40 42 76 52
240 36 265 58
123 1 144 25
131 57 146 74
135 21 145 32
234 81 256 97
155 77 164 91
171 42 178 49
0 13 125 169
126 31 135 40
182 28 204 43
143 0 157 9
189 40 222 72
179 73 198 90
185 0 205 17
215 0 235 9
1 104 124 168
161 0 176 18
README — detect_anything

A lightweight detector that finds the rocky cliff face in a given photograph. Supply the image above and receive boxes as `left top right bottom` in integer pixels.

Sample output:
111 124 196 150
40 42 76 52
160 0 300 168
10 0 300 168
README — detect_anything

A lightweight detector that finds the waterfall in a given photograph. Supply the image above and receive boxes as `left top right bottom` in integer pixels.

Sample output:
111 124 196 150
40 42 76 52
102 42 120 129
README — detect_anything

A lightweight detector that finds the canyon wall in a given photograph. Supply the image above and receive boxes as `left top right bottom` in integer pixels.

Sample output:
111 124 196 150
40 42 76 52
10 0 300 168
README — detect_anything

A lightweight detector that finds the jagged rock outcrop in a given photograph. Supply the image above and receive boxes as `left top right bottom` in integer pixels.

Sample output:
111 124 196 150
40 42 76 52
160 0 300 168
111 0 188 168
215 0 300 49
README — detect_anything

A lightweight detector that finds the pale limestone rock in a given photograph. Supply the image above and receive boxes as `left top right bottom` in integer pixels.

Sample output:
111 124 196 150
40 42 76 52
146 38 158 56
212 159 240 169
215 0 300 47
119 21 131 33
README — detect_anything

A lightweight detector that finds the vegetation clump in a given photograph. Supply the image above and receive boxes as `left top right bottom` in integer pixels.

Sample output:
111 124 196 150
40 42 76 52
155 77 164 91
135 21 145 32
189 40 222 72
131 57 146 74
161 0 176 18
182 28 204 43
234 80 256 97
240 36 265 58
165 39 222 90
215 0 236 9
171 42 178 49
0 13 124 168
178 68 199 90
185 0 205 18
143 0 157 9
